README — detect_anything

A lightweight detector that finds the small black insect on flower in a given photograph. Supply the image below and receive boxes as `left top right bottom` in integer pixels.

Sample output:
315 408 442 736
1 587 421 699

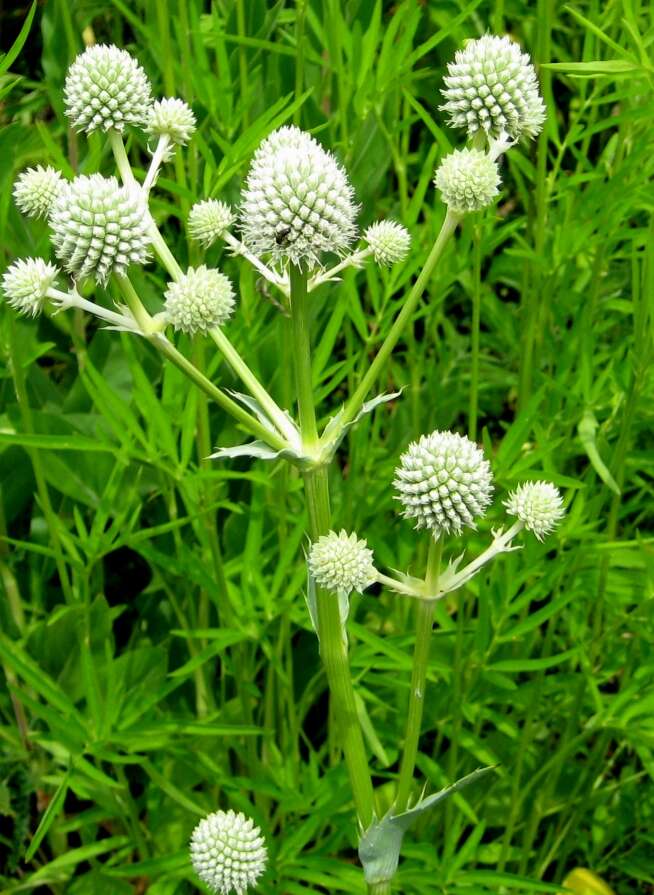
275 224 292 245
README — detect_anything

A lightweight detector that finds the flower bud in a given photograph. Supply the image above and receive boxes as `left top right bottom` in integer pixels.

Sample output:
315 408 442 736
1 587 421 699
164 265 235 335
394 430 493 537
434 148 500 214
308 530 376 595
364 221 411 266
1 259 59 316
504 481 564 540
147 97 196 146
190 809 267 895
13 166 63 220
188 199 235 247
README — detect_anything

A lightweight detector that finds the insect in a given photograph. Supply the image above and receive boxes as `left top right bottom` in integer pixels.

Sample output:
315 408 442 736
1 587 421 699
275 224 292 245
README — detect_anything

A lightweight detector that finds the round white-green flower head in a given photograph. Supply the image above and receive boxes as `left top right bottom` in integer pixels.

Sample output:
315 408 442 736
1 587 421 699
50 174 151 284
13 166 64 220
308 530 376 595
504 481 564 540
364 221 411 266
190 809 267 895
164 265 235 335
441 34 546 141
1 259 59 317
240 125 358 267
147 97 196 146
395 430 493 537
189 200 235 247
64 44 152 134
434 148 500 214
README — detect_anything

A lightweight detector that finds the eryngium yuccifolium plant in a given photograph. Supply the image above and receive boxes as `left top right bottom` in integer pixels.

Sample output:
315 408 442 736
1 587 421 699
1 259 59 317
395 430 493 537
64 44 153 134
364 220 411 266
164 265 235 334
188 199 235 247
13 165 63 220
505 481 565 540
308 530 376 595
434 148 500 214
147 97 196 146
239 125 358 268
50 174 151 284
190 810 267 895
440 34 546 141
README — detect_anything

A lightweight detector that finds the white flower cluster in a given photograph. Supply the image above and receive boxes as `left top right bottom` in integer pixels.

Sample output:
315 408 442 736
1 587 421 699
308 530 376 595
505 481 565 540
147 97 196 146
164 266 235 334
190 809 267 895
189 199 235 247
434 148 500 214
1 259 59 316
13 166 63 220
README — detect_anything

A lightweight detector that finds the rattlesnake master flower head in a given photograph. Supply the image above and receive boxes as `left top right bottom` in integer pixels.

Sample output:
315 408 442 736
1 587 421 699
504 481 565 540
308 530 376 595
164 265 235 335
441 34 546 141
147 98 196 147
64 44 153 134
434 148 500 214
190 809 267 895
189 200 235 247
394 430 494 537
240 125 358 268
364 221 411 266
50 175 151 284
13 166 64 220
1 259 59 317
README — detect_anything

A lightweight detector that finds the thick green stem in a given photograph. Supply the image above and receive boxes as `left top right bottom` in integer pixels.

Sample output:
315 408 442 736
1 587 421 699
368 882 392 895
395 538 442 811
469 223 482 441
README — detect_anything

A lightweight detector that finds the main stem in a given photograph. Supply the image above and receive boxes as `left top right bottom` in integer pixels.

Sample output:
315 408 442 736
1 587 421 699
395 537 443 811
289 264 375 829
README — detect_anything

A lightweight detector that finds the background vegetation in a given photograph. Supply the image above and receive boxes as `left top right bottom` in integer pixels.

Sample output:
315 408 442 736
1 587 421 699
1 0 653 893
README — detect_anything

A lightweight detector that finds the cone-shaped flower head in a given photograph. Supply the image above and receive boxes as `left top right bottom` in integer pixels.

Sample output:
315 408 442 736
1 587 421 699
364 221 411 266
1 259 59 317
190 809 267 895
434 148 500 214
189 200 235 247
308 530 376 595
395 430 493 537
50 175 150 284
164 265 235 335
504 481 564 540
441 34 546 141
147 97 196 146
13 166 64 220
240 125 358 268
64 44 152 134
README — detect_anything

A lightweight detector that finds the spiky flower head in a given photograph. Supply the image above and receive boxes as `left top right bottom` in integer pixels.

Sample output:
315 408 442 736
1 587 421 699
13 166 64 220
239 125 358 268
190 809 267 895
364 221 411 266
189 200 235 247
394 430 493 537
164 265 235 335
308 530 376 595
434 148 500 214
441 34 546 141
64 44 152 134
147 97 196 146
50 174 151 284
1 259 59 317
504 481 564 540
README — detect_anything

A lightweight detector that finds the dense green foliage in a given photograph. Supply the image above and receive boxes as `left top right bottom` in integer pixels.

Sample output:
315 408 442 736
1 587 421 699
1 1 653 893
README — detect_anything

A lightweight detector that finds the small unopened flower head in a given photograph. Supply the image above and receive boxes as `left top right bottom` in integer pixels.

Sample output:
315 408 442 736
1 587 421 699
13 166 64 220
308 530 376 595
64 44 152 134
1 259 59 316
395 430 493 537
190 809 267 895
364 221 411 266
147 97 196 146
441 34 546 141
240 125 358 267
189 200 235 247
434 148 500 214
164 265 235 335
504 481 564 540
50 174 151 284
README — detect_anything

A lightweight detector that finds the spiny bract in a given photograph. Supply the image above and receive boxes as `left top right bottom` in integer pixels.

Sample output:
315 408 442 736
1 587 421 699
1 259 59 317
364 221 411 266
164 265 235 335
239 125 358 268
308 530 376 595
394 430 494 537
13 166 64 220
189 200 235 248
147 97 196 146
504 481 565 540
190 809 267 895
434 148 500 214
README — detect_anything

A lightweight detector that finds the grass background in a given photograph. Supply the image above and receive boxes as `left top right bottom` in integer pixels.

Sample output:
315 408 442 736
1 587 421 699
1 0 653 893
